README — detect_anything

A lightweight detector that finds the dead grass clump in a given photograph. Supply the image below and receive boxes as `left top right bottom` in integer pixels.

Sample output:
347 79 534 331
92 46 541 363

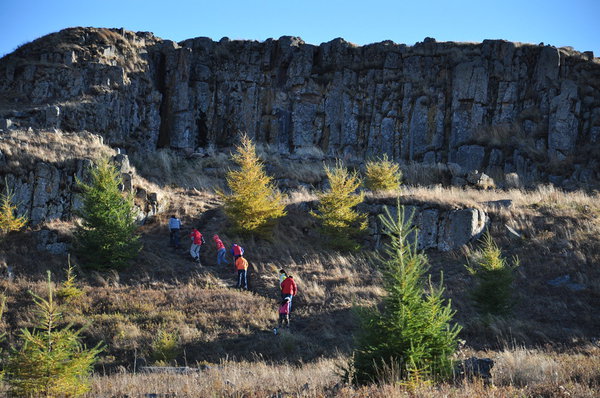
494 347 561 387
493 346 600 390
286 187 319 205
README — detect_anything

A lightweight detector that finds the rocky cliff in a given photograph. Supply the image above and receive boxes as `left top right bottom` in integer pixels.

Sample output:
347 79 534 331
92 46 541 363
1 27 600 188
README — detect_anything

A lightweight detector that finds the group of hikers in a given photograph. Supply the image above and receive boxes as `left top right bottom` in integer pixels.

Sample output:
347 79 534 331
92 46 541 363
168 215 298 333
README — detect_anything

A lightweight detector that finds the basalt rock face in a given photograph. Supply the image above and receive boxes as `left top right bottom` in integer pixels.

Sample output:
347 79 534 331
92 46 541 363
1 27 600 187
361 200 489 252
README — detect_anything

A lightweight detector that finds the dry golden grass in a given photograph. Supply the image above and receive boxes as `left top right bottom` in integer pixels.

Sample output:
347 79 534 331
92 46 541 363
87 357 342 397
390 184 600 213
0 129 114 171
130 149 231 191
73 345 600 397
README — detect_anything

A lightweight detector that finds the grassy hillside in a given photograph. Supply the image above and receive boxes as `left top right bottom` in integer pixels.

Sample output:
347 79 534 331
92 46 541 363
1 142 600 396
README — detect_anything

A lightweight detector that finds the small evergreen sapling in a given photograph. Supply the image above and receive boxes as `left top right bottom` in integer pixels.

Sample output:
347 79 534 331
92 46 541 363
221 134 286 235
5 272 103 397
150 329 181 365
74 158 141 270
56 255 84 304
466 232 519 316
0 181 27 235
311 162 367 251
364 154 402 192
348 203 461 385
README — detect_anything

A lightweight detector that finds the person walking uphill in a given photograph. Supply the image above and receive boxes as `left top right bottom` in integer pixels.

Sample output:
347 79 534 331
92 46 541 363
274 297 291 334
189 228 204 263
213 234 228 266
231 243 244 258
280 274 298 311
279 269 287 285
235 254 249 290
168 215 181 249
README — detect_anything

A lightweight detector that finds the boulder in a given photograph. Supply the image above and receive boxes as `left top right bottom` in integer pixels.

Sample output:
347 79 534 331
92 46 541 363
467 170 495 189
437 208 488 251
0 118 13 130
456 357 494 384
113 153 132 174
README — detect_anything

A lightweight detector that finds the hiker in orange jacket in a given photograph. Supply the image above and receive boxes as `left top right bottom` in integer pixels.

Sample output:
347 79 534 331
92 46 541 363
235 254 249 290
280 274 297 311
213 234 228 266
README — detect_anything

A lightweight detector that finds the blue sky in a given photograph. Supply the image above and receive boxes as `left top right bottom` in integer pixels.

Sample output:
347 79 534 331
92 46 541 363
1 0 599 57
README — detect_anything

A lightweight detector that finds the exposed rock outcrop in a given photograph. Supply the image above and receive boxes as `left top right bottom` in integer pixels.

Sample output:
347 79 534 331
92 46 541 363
361 200 488 251
0 27 599 189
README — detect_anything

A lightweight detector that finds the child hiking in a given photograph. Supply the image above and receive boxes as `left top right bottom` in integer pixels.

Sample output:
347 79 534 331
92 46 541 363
274 297 291 334
213 234 228 266
189 228 205 263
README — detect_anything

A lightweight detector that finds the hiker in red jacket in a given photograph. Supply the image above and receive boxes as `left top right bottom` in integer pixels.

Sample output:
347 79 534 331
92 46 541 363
189 228 204 263
280 274 297 312
213 234 228 266
231 243 244 258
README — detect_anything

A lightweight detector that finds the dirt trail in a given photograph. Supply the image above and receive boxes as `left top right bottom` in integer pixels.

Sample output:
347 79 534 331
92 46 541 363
138 189 280 301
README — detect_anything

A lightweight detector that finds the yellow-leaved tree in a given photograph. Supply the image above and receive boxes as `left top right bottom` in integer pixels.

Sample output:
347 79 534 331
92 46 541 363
0 182 27 235
312 162 367 250
364 154 402 192
221 134 286 235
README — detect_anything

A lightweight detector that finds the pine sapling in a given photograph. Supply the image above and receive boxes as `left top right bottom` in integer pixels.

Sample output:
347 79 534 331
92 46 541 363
466 232 519 316
220 134 286 236
348 202 461 385
5 271 103 397
74 158 141 270
311 161 367 251
364 154 402 192
0 180 27 235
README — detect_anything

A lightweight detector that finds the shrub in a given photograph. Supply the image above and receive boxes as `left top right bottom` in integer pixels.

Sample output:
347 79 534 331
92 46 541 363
221 134 286 235
0 181 27 235
347 203 461 385
466 232 519 316
364 154 402 191
150 329 181 365
56 255 84 303
5 272 103 397
311 162 367 251
74 158 142 270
